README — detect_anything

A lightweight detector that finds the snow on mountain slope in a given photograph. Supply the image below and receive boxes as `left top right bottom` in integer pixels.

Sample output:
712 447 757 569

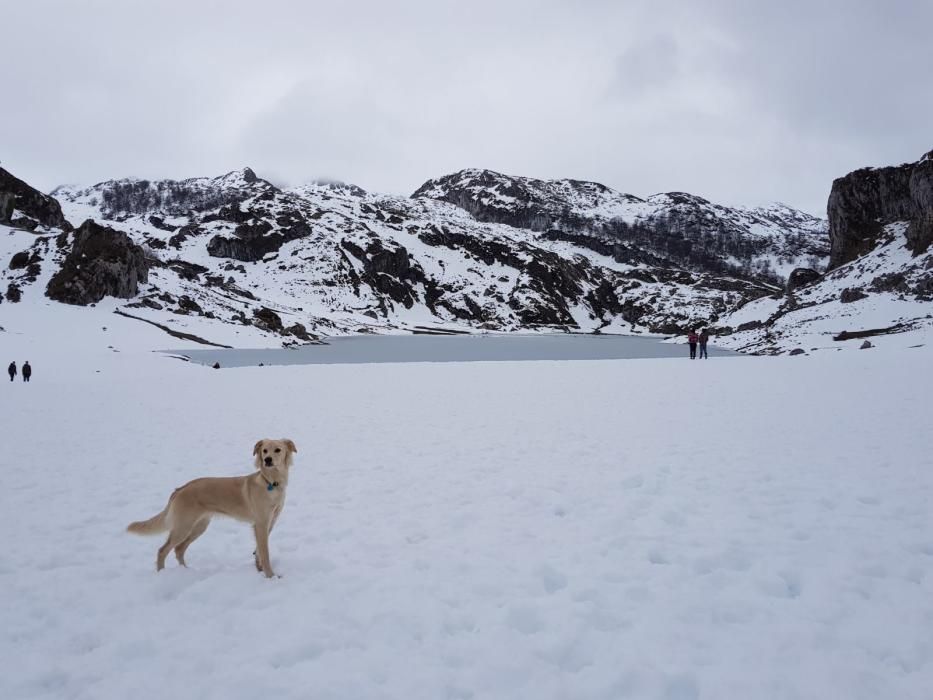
21 167 779 347
414 168 828 282
717 222 933 354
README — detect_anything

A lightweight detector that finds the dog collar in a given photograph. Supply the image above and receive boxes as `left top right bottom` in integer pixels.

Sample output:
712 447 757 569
266 480 279 491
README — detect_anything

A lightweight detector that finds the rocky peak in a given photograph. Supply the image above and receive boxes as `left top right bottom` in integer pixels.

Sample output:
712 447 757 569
54 168 276 219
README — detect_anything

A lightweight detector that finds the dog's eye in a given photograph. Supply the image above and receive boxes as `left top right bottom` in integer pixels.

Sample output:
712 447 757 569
274 448 281 453
263 449 268 454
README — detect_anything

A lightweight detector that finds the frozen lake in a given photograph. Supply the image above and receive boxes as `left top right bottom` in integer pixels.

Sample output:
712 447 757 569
170 333 741 367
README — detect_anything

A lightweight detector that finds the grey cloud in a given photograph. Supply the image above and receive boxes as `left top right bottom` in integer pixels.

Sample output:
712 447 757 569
0 0 929 216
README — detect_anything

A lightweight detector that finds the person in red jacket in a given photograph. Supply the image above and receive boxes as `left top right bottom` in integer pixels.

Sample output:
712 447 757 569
687 330 698 359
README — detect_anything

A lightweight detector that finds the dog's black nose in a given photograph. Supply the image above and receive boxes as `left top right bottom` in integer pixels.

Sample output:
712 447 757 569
264 457 273 466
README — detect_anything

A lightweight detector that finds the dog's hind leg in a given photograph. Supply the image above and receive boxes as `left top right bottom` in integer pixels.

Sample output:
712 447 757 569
175 518 210 567
157 533 183 571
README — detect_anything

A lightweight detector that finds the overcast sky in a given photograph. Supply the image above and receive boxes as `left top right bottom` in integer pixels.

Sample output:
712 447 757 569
2 0 930 216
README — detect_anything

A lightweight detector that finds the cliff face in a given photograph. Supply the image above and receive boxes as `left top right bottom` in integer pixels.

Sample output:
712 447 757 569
0 167 70 231
827 150 933 268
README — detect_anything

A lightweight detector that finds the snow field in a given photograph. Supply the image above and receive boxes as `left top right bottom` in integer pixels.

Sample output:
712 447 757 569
1 316 932 699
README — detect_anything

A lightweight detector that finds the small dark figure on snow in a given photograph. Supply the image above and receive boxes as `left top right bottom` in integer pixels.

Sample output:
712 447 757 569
212 361 221 369
22 361 32 382
687 331 698 360
7 361 15 382
698 330 710 359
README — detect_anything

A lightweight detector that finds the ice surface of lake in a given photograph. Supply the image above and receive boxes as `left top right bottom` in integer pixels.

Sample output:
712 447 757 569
171 333 741 367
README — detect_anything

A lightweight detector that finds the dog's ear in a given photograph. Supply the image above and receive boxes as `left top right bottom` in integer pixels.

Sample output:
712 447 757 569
253 439 264 456
284 439 297 454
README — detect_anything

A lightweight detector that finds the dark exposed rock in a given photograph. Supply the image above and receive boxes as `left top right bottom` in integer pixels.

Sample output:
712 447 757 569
168 260 209 281
827 149 933 268
148 215 177 232
0 167 70 230
869 272 909 294
201 204 255 225
788 348 806 356
169 223 203 248
341 238 426 309
736 320 763 332
833 324 909 341
6 283 22 302
253 307 284 333
786 267 820 294
9 250 31 270
46 220 149 305
175 295 202 315
839 288 868 303
860 340 873 349
206 212 312 262
113 309 232 347
284 323 312 341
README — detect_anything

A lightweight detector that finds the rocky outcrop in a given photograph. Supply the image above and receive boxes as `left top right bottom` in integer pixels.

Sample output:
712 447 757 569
46 220 149 305
827 149 933 268
206 212 313 262
839 288 868 304
786 267 821 294
0 167 70 231
252 307 313 341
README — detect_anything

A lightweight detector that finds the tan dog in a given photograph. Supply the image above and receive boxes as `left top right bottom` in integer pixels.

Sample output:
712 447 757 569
127 438 297 578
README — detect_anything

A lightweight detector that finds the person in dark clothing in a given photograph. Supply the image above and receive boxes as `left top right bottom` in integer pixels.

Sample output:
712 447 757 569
7 361 15 382
687 331 698 360
22 361 32 382
698 330 710 359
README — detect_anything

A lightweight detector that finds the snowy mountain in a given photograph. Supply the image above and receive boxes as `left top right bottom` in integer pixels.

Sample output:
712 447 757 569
4 165 811 347
414 169 828 282
3 154 930 353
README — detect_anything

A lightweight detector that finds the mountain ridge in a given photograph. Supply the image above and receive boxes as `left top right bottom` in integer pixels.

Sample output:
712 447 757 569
3 154 930 354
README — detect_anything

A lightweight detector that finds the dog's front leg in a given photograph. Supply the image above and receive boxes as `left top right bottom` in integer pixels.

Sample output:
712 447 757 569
253 520 275 578
254 507 282 572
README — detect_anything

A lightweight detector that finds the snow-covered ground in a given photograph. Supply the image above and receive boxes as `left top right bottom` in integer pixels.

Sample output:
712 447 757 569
2 303 932 700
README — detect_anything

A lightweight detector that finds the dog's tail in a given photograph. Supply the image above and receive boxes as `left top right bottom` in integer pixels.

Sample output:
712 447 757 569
127 505 170 536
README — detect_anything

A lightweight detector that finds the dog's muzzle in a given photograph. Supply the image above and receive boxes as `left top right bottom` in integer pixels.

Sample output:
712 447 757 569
264 457 273 467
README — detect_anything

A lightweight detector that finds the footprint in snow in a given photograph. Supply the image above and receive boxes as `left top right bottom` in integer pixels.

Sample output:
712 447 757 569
647 550 670 565
535 563 568 593
506 604 544 635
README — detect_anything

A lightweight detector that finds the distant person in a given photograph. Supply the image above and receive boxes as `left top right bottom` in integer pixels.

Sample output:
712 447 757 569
7 361 15 382
22 361 32 382
687 330 698 360
698 330 710 359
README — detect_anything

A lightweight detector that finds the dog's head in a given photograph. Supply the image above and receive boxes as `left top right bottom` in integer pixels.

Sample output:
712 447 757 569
253 438 297 474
